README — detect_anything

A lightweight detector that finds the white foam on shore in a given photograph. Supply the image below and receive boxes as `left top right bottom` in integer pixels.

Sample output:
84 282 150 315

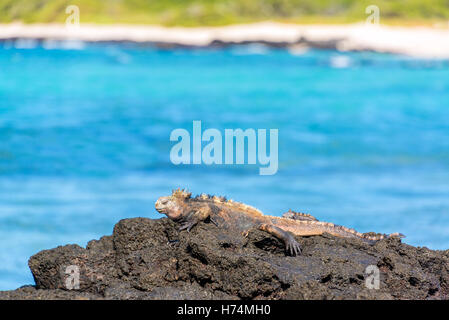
330 55 352 68
1 21 449 58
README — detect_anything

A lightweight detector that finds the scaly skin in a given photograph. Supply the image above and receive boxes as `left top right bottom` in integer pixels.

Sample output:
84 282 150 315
155 189 405 256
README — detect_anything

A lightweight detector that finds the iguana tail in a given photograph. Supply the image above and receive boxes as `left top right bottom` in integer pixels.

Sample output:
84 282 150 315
327 224 405 242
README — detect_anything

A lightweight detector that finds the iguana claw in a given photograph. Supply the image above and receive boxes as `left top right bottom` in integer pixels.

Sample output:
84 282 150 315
179 220 197 232
209 217 219 227
286 236 301 256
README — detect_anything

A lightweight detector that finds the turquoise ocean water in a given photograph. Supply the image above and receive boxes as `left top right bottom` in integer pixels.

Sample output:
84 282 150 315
1 41 449 290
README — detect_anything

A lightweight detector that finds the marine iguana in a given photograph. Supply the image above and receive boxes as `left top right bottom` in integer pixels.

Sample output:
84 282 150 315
155 189 404 256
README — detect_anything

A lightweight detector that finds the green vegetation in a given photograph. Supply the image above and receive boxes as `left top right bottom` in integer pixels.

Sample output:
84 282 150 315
1 0 449 26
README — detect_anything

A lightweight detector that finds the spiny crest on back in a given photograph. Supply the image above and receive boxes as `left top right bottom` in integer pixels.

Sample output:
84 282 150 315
193 193 263 216
283 209 318 222
171 188 192 200
194 193 228 203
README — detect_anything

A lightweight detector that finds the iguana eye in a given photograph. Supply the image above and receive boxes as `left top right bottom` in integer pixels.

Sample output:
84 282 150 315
160 197 170 204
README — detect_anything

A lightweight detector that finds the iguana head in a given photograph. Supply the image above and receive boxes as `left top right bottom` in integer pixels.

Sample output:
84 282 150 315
155 189 191 220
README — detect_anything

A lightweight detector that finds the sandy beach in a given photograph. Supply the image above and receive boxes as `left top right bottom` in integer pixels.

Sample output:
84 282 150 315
1 21 449 58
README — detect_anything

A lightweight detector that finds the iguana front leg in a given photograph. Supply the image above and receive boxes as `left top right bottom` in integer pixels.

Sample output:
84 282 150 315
178 206 212 232
259 223 302 256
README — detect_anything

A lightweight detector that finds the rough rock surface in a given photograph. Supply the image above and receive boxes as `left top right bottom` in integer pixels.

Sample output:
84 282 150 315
1 217 449 300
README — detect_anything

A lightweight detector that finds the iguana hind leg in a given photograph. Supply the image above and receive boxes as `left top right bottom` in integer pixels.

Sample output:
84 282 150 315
259 223 301 256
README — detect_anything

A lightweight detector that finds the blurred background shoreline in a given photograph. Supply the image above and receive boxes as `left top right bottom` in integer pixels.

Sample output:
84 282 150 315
3 0 449 27
3 0 449 59
1 22 449 59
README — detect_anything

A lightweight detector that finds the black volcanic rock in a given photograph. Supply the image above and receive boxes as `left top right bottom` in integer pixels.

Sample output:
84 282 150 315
1 217 448 300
